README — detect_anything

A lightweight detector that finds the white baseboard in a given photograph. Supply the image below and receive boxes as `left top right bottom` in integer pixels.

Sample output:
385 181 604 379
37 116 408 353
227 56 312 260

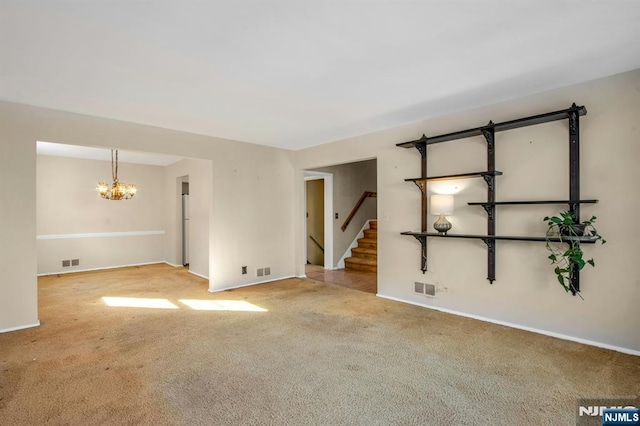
37 261 166 276
188 270 209 280
376 294 640 357
297 274 307 278
37 260 218 284
208 275 296 293
0 321 40 334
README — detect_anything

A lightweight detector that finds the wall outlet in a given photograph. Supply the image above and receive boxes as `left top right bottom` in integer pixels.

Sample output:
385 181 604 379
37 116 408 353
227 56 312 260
71 259 80 266
241 266 247 275
264 267 271 276
62 260 71 268
257 268 264 277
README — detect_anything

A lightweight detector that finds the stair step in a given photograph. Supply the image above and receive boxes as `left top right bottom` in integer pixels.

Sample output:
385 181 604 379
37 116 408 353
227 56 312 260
351 247 377 260
363 229 377 239
357 238 377 249
369 220 377 230
345 257 377 273
345 256 377 266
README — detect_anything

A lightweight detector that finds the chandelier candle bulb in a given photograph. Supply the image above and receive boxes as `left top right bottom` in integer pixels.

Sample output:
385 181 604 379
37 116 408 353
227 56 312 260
97 182 109 197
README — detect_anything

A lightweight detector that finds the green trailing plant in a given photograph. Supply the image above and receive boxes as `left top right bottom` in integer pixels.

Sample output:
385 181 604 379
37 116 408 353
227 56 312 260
544 211 606 299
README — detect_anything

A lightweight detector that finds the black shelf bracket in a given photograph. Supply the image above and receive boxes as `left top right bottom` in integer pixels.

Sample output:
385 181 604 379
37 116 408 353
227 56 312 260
412 180 427 196
481 122 495 145
482 174 496 191
408 234 428 273
480 238 494 249
413 136 427 157
481 204 495 220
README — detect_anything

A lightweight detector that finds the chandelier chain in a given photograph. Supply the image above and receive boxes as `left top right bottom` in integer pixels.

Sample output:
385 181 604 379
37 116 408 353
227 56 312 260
111 150 118 182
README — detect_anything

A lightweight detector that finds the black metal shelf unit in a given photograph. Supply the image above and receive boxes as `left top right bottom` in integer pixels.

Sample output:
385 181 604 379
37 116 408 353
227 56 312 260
397 103 595 293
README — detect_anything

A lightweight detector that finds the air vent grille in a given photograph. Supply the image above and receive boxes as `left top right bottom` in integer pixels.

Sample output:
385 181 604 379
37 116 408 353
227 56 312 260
414 281 436 297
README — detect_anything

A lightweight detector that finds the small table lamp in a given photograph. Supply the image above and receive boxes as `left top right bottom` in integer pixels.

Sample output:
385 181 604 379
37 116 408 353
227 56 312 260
431 194 454 235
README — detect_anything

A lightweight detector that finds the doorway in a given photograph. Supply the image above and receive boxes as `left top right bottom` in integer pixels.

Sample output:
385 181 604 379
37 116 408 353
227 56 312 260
180 177 190 267
303 171 334 271
303 159 377 294
306 179 324 266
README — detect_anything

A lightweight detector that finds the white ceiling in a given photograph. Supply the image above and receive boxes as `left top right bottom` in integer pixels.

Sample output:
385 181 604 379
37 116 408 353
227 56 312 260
2 2 640 150
37 142 183 166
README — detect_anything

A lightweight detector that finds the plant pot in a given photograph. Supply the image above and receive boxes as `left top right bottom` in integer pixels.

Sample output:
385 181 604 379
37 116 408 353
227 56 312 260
560 224 586 237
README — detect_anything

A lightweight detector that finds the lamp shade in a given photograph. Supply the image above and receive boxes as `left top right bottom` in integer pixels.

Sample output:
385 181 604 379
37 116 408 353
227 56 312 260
430 194 454 215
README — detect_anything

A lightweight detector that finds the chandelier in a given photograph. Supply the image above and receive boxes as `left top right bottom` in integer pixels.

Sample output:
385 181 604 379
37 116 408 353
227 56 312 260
96 150 137 200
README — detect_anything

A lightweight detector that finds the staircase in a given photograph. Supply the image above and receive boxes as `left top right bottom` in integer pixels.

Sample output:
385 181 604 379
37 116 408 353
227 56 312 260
344 220 377 273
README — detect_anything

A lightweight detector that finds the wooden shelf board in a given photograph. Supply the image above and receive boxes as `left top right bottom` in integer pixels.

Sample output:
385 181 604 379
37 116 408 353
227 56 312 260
400 232 598 244
467 199 598 206
405 171 502 182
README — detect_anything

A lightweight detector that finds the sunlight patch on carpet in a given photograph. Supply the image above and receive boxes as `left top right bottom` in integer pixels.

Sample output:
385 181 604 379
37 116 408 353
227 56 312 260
179 299 268 312
102 297 179 309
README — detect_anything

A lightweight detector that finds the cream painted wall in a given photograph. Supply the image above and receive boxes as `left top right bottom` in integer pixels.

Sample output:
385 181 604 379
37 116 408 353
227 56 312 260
163 159 212 278
208 144 295 288
312 159 377 266
0 100 295 331
36 155 166 274
294 70 640 353
0 127 38 331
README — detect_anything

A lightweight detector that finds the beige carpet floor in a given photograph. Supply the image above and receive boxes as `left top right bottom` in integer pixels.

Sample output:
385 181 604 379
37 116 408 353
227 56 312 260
0 264 638 425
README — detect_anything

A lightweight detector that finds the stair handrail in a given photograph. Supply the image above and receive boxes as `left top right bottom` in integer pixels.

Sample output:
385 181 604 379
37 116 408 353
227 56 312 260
341 191 377 232
309 235 325 253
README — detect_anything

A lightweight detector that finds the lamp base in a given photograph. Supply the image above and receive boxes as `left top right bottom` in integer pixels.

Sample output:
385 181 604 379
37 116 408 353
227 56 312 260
433 214 452 235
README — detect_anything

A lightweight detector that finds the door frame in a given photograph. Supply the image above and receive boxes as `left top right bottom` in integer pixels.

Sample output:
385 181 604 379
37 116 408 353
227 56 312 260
303 171 334 270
